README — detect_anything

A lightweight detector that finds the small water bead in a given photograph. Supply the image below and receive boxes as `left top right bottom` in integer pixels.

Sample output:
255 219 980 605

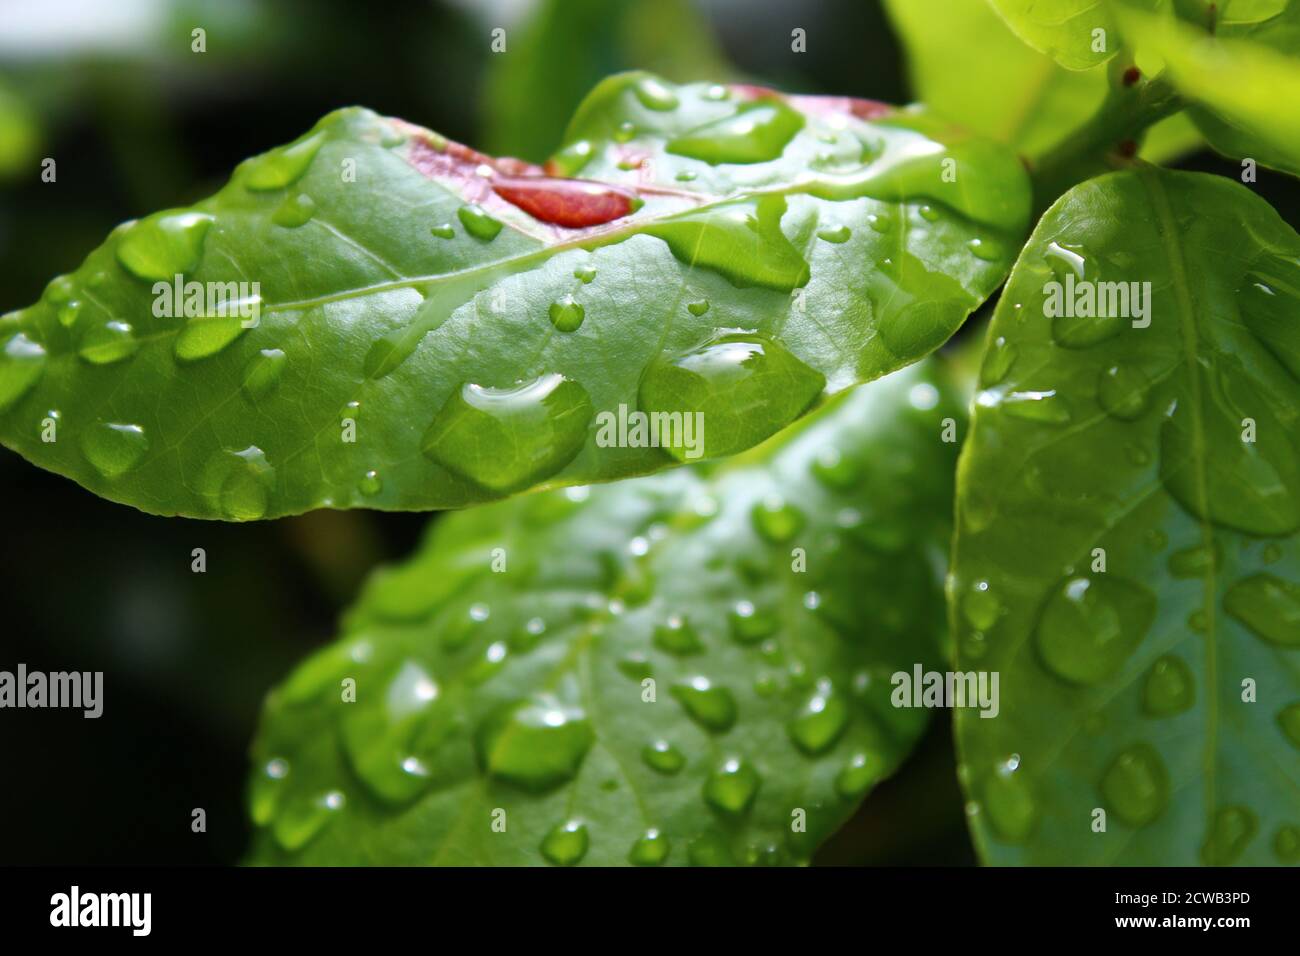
811 445 859 489
688 832 734 866
548 139 593 177
245 131 325 190
80 422 148 479
358 469 383 497
642 739 686 775
1001 389 1071 425
272 193 316 228
540 819 589 866
1240 263 1300 381
340 660 444 804
475 694 593 791
1096 364 1151 420
751 496 805 543
1224 574 1300 647
573 266 596 284
175 312 253 362
703 757 760 814
1275 825 1300 864
115 210 215 281
271 790 344 852
686 299 710 316
978 336 1018 388
422 373 593 494
1035 575 1155 685
457 204 503 241
1263 543 1283 564
242 348 287 399
1277 702 1300 749
1167 541 1219 578
429 223 455 239
617 654 653 682
1100 743 1168 827
1044 240 1087 279
203 445 276 520
967 238 1001 261
671 677 737 732
817 225 851 244
917 204 940 223
548 295 585 332
44 275 75 304
1142 655 1195 716
730 600 778 644
666 100 804 165
835 752 882 799
613 121 637 143
1200 806 1257 865
249 757 290 826
961 580 1001 632
633 76 679 111
867 213 891 234
56 300 83 328
982 759 1038 842
1187 608 1209 633
628 828 670 866
788 682 848 754
77 321 139 365
653 615 703 656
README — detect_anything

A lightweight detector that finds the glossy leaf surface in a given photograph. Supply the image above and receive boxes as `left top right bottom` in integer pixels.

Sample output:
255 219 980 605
0 74 1028 519
953 168 1300 864
247 362 960 865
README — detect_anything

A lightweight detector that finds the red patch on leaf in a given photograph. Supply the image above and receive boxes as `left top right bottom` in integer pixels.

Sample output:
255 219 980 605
1122 66 1141 87
492 176 636 228
789 94 893 121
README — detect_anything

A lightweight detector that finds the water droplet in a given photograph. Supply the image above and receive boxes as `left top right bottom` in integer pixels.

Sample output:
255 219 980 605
272 789 344 851
56 300 82 328
688 831 734 865
422 373 592 493
811 446 859 489
80 422 148 478
1263 543 1283 563
751 496 805 543
686 299 710 316
817 224 851 244
666 100 804 164
1274 825 1300 864
548 140 594 177
638 332 823 461
1100 743 1168 826
918 205 940 222
249 757 289 826
730 600 778 644
548 294 585 332
703 757 760 814
202 445 275 520
617 654 652 681
245 131 325 191
457 203 502 241
628 828 670 865
968 237 1001 261
633 76 679 111
1275 701 1300 749
175 310 255 362
983 759 1038 842
1044 241 1087 279
788 681 848 754
1241 261 1300 380
642 739 686 775
242 348 287 399
644 195 809 291
1200 806 1257 865
671 677 737 732
868 213 892 234
539 819 589 865
1002 389 1071 425
1098 364 1150 420
1142 655 1194 716
836 752 882 799
573 265 596 284
339 660 446 804
272 193 316 228
1035 576 1155 684
429 223 455 239
979 336 1018 388
115 210 214 281
358 469 382 497
961 580 1001 632
1224 574 1300 647
475 693 593 791
77 321 139 365
654 615 703 655
1167 540 1218 578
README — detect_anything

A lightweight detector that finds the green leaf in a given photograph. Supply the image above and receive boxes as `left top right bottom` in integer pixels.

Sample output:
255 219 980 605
1114 2 1300 176
482 0 732 161
0 74 1029 520
246 361 961 865
986 0 1153 70
953 167 1300 865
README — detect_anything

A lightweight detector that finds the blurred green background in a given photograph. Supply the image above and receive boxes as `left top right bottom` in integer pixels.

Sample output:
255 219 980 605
1 0 1293 866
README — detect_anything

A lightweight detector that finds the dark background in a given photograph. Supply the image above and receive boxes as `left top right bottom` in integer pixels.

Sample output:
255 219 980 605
0 0 1293 866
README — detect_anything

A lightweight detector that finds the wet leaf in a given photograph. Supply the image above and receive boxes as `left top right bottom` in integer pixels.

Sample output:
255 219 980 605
0 73 1028 519
953 168 1300 864
246 361 960 865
